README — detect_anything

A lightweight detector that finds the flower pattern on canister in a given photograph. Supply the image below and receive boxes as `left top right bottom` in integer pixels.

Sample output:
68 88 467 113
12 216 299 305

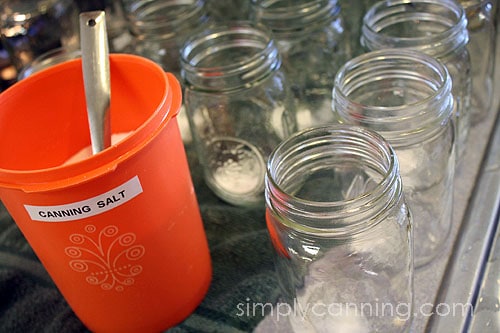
64 224 145 291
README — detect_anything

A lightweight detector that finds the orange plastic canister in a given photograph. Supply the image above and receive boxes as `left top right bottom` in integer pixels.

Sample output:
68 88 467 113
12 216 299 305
0 54 211 332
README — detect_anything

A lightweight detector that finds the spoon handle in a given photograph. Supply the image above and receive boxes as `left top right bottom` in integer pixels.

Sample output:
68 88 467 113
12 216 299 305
80 11 111 154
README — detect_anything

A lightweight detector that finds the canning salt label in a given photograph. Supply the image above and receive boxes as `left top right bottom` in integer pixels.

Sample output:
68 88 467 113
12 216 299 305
24 176 143 222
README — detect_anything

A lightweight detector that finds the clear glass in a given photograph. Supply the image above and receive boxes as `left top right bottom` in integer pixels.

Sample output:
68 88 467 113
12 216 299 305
0 0 79 71
338 0 367 57
17 46 81 80
460 0 497 123
265 125 413 332
205 0 251 22
181 22 297 207
332 49 455 267
123 0 211 144
250 0 352 130
361 0 471 160
103 0 131 52
124 0 210 79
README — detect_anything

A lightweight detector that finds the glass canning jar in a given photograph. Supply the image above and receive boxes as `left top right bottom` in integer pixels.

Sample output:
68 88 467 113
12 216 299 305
338 0 367 57
361 0 471 160
250 0 352 130
265 125 413 333
123 0 211 144
460 0 497 123
181 22 297 207
205 0 251 22
332 49 455 267
124 0 210 79
17 47 80 80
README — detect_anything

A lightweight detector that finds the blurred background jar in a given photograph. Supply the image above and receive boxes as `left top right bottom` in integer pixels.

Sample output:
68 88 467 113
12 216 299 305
338 0 367 57
122 0 210 80
180 22 297 207
250 0 352 130
361 0 471 160
204 0 251 22
265 125 413 332
332 49 456 267
0 0 79 72
459 0 497 123
16 46 80 80
121 0 211 144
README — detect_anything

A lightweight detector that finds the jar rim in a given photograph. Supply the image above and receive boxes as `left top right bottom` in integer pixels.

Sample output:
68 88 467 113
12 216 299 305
127 0 207 36
332 48 454 146
250 0 341 35
180 21 281 91
265 125 403 237
361 0 469 55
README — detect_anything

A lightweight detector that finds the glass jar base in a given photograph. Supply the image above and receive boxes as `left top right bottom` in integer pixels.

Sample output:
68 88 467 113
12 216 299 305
205 137 266 206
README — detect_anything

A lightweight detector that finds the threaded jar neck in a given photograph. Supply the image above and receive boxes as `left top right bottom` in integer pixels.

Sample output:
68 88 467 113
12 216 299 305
332 49 454 147
180 22 281 92
127 0 208 40
361 0 469 57
250 0 341 38
265 125 403 238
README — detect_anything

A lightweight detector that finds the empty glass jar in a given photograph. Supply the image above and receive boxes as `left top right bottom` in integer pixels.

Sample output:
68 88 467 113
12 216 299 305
181 22 297 206
460 0 497 123
123 0 212 144
205 0 251 22
338 0 367 57
265 125 413 332
17 47 81 80
124 0 210 78
250 0 351 130
361 0 471 160
332 49 455 267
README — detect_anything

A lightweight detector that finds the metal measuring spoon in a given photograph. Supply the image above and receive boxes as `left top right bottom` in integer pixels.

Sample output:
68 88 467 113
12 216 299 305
80 11 111 154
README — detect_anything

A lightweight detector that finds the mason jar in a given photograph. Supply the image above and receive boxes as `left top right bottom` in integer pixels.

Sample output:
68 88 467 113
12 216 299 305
181 22 297 207
361 0 470 160
332 49 455 267
250 0 352 130
205 0 251 22
17 47 81 80
265 125 413 332
339 0 367 56
459 0 497 123
124 0 210 79
123 0 211 144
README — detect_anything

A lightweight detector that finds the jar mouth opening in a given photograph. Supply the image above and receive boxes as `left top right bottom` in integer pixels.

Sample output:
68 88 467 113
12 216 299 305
181 25 270 69
180 22 280 91
128 0 206 33
361 0 468 54
251 0 340 34
265 125 402 236
332 49 454 145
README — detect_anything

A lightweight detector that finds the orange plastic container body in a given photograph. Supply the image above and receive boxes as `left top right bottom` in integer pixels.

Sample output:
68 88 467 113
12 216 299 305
0 54 211 332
